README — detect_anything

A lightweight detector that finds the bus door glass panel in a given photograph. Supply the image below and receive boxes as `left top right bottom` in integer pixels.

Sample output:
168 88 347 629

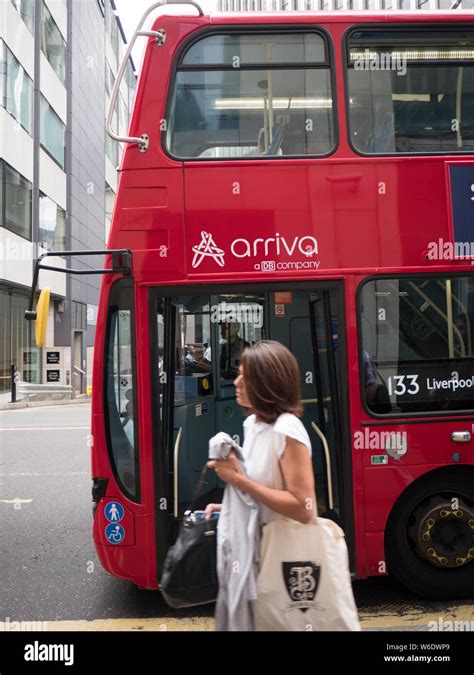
105 283 139 501
169 296 216 507
360 276 474 415
308 290 342 521
214 294 265 448
217 294 265 383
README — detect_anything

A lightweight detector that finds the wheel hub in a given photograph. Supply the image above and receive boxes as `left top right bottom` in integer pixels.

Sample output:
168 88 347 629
409 496 474 568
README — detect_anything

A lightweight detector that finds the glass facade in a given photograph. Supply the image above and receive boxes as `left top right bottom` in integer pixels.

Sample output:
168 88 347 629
106 119 118 165
10 0 34 33
2 42 33 134
39 192 66 251
40 94 66 167
41 0 66 83
0 289 35 392
0 160 32 240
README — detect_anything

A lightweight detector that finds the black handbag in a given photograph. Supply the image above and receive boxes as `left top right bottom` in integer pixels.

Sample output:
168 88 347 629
160 466 218 608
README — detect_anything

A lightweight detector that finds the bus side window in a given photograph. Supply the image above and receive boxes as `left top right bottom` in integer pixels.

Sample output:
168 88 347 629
105 282 140 501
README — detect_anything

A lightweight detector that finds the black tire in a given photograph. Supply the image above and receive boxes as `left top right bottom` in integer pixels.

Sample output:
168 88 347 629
385 467 474 600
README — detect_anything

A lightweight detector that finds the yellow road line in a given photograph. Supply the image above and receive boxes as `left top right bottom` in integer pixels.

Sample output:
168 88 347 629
31 618 215 631
359 605 474 629
9 605 473 632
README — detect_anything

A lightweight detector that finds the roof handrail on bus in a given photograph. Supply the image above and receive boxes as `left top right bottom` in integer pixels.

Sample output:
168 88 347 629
106 1 204 153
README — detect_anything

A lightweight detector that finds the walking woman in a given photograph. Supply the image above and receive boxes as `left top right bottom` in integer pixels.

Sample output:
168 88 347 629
205 340 316 630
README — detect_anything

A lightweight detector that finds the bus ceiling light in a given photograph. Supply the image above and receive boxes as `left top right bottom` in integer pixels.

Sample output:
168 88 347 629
349 49 474 62
214 97 332 110
106 1 204 153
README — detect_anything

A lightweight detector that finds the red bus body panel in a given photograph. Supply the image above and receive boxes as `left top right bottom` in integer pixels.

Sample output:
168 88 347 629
92 11 474 588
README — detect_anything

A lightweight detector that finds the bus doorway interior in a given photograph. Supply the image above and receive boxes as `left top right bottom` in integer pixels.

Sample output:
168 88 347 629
151 283 351 561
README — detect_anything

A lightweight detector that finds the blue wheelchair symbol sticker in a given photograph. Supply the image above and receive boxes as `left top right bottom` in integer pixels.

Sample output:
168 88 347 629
105 523 125 544
104 502 124 523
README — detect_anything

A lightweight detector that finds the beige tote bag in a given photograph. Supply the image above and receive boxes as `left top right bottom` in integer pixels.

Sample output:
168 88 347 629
253 439 361 632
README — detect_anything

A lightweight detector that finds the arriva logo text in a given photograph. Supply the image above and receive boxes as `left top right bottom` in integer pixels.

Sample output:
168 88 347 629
191 230 319 269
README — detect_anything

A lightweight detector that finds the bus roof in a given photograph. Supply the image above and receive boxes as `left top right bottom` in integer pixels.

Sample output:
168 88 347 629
155 9 474 26
207 10 474 20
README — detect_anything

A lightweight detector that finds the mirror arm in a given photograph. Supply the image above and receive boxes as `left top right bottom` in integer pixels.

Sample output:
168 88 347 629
25 249 132 320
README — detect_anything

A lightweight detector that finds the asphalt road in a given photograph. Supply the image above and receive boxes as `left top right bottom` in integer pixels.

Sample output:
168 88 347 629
1 403 473 631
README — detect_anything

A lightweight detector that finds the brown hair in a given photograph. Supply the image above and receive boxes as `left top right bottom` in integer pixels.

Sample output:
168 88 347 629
239 340 303 424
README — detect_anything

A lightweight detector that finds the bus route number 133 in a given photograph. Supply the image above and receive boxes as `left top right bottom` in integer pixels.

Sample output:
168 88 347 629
387 375 420 396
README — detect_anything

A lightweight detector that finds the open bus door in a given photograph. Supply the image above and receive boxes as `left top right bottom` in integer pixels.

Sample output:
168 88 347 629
150 283 355 579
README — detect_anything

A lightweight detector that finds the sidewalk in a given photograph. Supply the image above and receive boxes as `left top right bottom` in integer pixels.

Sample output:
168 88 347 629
0 391 90 411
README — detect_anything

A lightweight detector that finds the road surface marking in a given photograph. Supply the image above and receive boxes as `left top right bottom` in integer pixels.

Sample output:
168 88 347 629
11 605 473 632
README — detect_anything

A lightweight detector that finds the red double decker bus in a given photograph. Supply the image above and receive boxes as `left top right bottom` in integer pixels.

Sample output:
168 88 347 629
32 4 474 600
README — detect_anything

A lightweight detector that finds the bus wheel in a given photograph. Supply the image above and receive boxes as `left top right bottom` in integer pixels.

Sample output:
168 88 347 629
385 469 474 600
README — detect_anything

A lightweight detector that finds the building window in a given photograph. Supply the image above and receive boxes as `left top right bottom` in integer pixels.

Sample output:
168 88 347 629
105 182 115 222
0 289 35 392
40 95 65 168
10 0 34 34
106 121 118 166
2 42 33 134
125 60 136 113
168 32 335 159
116 92 128 137
39 193 65 251
105 61 115 97
41 0 66 84
0 160 32 241
106 2 119 69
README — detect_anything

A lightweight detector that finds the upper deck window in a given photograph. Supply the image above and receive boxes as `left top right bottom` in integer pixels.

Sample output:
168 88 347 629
347 29 474 155
166 32 335 159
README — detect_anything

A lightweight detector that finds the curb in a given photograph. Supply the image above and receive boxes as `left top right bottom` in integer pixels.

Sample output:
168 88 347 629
0 396 91 412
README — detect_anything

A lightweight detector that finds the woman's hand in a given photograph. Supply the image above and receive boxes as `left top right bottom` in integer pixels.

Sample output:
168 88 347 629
207 452 242 486
204 503 222 521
